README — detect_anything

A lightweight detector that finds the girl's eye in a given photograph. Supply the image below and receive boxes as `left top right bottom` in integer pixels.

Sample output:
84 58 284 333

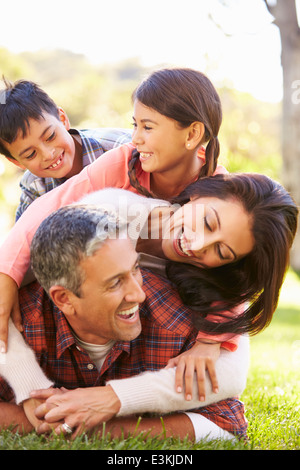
131 123 152 131
47 132 56 142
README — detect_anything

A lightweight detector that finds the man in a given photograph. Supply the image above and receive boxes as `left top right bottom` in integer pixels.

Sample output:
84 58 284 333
0 204 248 441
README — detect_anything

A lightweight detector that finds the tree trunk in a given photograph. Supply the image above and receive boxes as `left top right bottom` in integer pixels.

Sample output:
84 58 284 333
265 0 300 270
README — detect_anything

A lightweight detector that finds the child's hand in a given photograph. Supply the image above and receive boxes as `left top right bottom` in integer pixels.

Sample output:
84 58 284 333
165 341 221 402
0 274 22 352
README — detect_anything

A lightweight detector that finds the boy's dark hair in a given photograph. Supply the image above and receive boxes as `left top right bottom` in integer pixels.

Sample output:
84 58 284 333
0 78 59 159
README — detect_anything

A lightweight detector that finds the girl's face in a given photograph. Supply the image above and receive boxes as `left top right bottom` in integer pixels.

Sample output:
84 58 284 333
132 100 193 175
161 196 254 268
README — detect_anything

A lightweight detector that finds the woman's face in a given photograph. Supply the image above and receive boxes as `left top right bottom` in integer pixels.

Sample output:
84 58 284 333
161 196 254 268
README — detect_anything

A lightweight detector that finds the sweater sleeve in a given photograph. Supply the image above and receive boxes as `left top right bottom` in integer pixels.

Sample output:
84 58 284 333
107 335 249 416
0 320 53 404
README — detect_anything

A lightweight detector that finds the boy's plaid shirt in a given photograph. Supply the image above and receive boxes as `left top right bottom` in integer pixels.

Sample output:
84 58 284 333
15 127 132 220
0 269 247 439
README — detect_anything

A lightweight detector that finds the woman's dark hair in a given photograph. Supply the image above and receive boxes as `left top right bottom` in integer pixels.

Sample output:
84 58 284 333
166 173 298 336
128 68 222 198
0 78 59 159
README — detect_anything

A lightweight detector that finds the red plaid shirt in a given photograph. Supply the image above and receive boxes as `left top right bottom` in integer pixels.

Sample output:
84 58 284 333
0 269 247 439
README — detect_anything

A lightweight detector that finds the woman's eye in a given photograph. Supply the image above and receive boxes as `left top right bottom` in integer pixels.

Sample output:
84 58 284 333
204 216 212 232
217 244 225 260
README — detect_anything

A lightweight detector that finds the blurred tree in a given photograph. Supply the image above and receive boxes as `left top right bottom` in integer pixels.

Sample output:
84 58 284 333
263 0 300 271
0 48 33 81
213 0 300 270
0 48 33 239
219 87 281 178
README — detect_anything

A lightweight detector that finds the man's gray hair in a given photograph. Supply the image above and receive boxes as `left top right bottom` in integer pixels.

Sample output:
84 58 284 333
30 204 128 296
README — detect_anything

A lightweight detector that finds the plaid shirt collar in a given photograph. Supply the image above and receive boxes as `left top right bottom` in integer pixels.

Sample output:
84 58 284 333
69 128 102 167
52 303 131 360
52 306 76 358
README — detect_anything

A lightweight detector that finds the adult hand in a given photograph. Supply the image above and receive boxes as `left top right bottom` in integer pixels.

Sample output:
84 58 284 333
33 385 121 437
0 274 22 352
23 397 50 431
30 388 65 434
165 341 220 401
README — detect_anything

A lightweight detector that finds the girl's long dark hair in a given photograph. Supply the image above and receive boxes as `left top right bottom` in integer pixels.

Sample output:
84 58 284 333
165 173 298 336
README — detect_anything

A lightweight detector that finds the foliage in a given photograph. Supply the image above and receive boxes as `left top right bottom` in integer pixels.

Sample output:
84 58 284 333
0 47 283 237
218 87 282 179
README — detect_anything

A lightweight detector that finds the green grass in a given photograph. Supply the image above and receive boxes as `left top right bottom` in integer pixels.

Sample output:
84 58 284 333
0 271 299 451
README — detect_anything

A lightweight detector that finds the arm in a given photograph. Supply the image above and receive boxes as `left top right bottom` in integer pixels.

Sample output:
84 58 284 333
94 413 195 441
108 335 249 416
32 336 249 434
34 386 195 440
0 401 34 434
0 144 135 348
0 143 135 287
0 319 53 404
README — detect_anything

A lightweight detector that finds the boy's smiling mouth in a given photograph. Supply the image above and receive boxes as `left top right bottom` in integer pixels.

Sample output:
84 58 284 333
46 152 64 170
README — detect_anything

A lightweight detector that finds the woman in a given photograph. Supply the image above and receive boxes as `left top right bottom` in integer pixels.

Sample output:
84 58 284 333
80 172 298 338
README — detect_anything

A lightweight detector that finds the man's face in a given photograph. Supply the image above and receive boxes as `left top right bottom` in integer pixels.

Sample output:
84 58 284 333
64 239 146 345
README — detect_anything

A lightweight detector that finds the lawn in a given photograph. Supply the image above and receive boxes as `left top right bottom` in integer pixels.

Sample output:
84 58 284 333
0 271 299 452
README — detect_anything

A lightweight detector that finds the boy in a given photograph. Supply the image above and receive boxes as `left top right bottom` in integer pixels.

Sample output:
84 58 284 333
0 79 132 220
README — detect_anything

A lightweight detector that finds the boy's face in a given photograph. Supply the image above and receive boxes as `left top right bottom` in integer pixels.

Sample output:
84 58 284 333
4 108 81 179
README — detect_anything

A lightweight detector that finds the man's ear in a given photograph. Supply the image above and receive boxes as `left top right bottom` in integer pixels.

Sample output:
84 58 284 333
48 285 75 316
6 157 26 170
57 107 71 131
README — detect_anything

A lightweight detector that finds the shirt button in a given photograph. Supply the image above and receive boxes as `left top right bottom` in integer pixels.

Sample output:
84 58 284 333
87 363 94 370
